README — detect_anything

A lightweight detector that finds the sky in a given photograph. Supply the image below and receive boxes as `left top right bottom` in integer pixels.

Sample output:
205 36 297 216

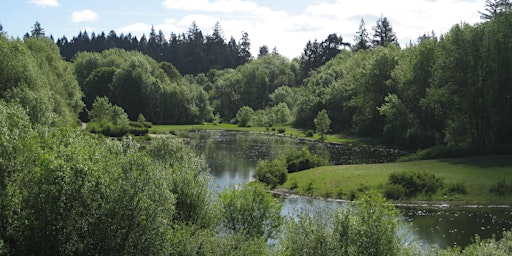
1 0 485 59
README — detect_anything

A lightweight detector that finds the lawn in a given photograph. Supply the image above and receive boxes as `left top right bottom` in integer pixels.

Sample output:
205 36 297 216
280 154 512 205
150 123 358 144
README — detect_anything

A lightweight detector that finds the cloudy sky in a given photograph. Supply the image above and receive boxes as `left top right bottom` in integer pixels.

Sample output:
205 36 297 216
1 0 484 58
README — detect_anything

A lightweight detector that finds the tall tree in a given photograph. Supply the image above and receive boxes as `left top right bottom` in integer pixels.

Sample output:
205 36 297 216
30 21 45 38
372 16 399 48
300 33 347 80
479 0 512 20
0 23 5 35
205 21 228 70
258 45 270 57
237 32 252 65
353 18 371 51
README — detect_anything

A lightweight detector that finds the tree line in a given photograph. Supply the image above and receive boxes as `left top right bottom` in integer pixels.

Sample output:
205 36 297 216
57 21 252 75
16 8 508 150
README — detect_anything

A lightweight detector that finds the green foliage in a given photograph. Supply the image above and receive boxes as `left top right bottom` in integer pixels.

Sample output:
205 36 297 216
254 158 288 188
3 128 178 255
280 192 405 256
314 109 331 141
456 231 512 256
271 102 291 125
446 182 468 195
386 171 444 199
74 49 213 124
167 224 269 256
86 97 149 137
489 180 512 196
218 183 283 241
209 55 296 121
304 181 315 196
145 136 214 226
284 147 324 173
0 36 83 126
236 106 254 127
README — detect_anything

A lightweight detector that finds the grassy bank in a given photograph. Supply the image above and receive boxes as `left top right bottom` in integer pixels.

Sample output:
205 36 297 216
150 124 358 144
279 154 512 205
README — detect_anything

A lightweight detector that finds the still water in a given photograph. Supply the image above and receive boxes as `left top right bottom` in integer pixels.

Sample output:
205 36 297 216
185 130 512 249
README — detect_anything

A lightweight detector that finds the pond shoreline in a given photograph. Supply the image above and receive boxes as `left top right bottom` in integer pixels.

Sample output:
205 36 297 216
271 189 512 209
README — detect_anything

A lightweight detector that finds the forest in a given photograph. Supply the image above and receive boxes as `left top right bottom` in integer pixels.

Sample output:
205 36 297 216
0 0 512 254
52 9 512 150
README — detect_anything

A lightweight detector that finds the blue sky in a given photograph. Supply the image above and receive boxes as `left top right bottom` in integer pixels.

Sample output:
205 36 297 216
1 0 484 58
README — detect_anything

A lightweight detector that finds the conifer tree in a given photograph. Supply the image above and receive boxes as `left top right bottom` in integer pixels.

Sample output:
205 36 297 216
479 0 512 20
353 18 371 51
372 16 399 48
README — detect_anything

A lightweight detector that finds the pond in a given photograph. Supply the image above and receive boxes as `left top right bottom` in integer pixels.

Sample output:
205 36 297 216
185 130 512 249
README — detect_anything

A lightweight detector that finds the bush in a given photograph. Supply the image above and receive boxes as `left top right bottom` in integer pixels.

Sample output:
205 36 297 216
277 128 286 134
218 183 283 241
253 158 288 189
87 121 149 137
305 130 314 137
387 171 444 199
284 147 324 173
280 192 404 256
289 181 299 191
446 182 468 195
304 181 315 196
384 184 406 200
236 106 254 127
490 180 512 196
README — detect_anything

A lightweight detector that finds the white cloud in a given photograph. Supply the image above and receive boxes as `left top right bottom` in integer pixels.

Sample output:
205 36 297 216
162 0 258 13
119 0 484 58
119 23 153 35
305 0 482 46
71 9 100 23
28 0 59 8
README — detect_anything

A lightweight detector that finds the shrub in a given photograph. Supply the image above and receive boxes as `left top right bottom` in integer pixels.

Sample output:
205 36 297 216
284 147 324 173
277 128 286 134
305 130 314 137
335 189 344 199
388 171 444 198
218 183 283 241
446 182 468 195
384 184 406 200
253 158 288 189
279 192 404 256
490 180 512 196
236 106 254 127
87 121 148 137
289 181 299 191
304 181 315 196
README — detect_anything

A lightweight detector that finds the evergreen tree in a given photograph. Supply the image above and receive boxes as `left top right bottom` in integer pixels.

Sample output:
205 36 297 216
258 45 270 57
237 32 252 65
479 0 512 20
205 21 228 70
30 21 45 38
0 23 5 35
353 18 371 51
372 16 399 48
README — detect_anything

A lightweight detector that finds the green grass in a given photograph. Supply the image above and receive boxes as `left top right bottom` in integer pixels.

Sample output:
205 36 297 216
150 123 358 144
280 154 512 205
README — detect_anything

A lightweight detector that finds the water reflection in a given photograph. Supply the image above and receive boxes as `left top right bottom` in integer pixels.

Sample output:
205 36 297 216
401 207 512 248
